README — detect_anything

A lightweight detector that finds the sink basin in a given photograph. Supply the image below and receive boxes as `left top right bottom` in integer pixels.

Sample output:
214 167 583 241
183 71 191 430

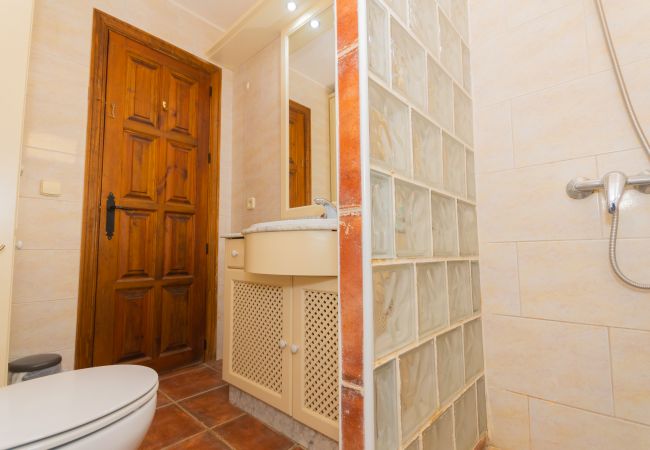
242 219 338 276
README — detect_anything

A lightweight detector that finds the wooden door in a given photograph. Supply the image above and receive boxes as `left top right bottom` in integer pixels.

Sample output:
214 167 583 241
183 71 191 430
289 100 311 208
93 31 210 372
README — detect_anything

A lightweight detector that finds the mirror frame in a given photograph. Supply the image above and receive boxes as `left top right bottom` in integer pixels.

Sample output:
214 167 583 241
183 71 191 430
280 0 336 219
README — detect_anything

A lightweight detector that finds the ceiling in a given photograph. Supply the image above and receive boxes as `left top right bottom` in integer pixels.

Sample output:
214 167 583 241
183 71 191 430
171 0 260 30
290 29 336 90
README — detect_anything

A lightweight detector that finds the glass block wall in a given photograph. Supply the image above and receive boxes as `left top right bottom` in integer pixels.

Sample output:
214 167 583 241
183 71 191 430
367 0 487 448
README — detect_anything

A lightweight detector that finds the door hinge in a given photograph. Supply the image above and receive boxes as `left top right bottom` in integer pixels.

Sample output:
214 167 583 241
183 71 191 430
209 86 212 97
205 243 209 254
208 153 211 164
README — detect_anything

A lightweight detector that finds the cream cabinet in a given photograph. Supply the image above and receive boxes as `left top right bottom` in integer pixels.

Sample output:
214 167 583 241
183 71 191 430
223 242 339 441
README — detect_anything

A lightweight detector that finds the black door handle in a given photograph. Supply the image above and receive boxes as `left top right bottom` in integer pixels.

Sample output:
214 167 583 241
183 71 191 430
105 192 135 240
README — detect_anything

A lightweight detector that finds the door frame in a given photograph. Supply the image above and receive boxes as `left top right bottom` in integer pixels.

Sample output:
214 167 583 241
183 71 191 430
75 10 221 369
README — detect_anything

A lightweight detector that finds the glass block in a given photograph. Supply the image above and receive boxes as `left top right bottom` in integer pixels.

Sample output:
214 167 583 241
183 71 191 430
427 56 453 131
436 326 464 404
412 111 443 188
471 261 481 313
374 264 416 358
457 201 478 256
395 180 431 257
454 84 474 146
464 318 484 381
448 261 472 324
417 262 448 336
454 385 479 450
375 360 399 450
385 0 408 20
400 340 437 442
422 406 454 450
450 0 469 42
430 192 458 256
477 376 488 434
405 438 421 450
439 11 462 83
462 42 471 91
391 18 427 109
443 132 466 197
370 80 411 175
368 0 389 81
409 0 440 56
371 171 395 258
466 149 476 201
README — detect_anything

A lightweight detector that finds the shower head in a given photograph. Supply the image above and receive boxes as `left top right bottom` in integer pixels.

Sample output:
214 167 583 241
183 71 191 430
603 171 627 214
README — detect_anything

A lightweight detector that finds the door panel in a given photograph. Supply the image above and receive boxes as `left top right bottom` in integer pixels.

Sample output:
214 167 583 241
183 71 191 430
289 100 311 208
93 30 210 372
120 132 158 201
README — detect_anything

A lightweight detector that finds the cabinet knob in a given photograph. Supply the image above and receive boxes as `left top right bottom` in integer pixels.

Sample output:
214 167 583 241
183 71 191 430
231 250 239 257
279 339 287 349
290 344 299 354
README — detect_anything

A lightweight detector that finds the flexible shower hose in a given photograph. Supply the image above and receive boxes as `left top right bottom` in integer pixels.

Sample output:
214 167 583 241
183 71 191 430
596 0 650 289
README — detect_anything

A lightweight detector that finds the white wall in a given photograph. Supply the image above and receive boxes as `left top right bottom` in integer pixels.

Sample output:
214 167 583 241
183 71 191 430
0 0 34 386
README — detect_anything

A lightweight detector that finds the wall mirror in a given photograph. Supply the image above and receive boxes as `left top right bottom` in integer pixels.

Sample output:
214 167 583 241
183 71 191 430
281 1 337 218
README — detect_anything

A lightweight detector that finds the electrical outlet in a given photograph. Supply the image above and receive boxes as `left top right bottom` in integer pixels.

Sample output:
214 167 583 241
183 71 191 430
246 197 256 210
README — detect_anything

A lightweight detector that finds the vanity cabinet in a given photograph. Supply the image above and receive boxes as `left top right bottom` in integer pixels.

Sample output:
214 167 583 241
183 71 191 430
223 241 339 441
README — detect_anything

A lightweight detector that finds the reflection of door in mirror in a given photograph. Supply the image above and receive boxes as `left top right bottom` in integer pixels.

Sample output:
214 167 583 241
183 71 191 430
289 100 311 208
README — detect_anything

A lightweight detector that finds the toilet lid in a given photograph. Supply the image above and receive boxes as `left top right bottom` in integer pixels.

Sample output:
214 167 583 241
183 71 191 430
0 365 158 449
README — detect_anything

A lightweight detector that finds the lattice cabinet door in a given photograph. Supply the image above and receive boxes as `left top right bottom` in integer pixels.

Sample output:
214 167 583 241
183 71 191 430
291 277 339 441
223 269 293 414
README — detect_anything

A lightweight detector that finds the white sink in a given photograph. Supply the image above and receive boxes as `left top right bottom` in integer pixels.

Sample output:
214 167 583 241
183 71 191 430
242 218 338 276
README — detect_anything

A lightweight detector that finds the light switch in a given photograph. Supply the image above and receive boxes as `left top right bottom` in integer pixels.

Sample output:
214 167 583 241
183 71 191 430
40 180 61 196
246 197 256 210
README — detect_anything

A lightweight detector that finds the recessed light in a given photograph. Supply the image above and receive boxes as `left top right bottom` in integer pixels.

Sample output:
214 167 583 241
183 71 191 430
287 1 297 11
310 19 320 28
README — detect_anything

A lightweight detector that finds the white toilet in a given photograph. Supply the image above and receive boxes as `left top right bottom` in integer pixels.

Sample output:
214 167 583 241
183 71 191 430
0 365 158 449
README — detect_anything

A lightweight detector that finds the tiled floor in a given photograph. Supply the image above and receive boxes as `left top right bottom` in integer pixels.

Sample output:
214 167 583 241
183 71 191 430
140 360 303 450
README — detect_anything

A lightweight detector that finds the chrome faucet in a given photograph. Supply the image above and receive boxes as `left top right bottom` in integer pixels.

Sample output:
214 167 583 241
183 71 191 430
313 198 337 219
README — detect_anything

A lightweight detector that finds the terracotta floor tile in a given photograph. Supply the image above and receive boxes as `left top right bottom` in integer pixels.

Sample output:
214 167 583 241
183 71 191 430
179 386 244 427
166 431 230 450
139 405 204 450
159 363 205 380
159 366 225 401
205 359 223 377
156 390 171 408
214 414 294 450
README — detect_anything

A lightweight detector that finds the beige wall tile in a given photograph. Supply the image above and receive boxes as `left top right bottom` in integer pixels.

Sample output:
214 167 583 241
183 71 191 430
469 0 506 43
12 250 80 303
504 0 575 28
474 102 514 173
19 147 85 202
518 240 650 330
529 398 650 450
10 299 77 357
610 328 650 425
486 386 530 450
484 314 613 414
511 70 636 168
476 158 601 242
16 198 82 250
478 243 520 315
584 0 650 73
472 2 588 107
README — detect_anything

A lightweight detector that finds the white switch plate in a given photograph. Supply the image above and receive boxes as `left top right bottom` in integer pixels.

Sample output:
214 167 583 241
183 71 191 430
246 197 256 210
40 180 61 196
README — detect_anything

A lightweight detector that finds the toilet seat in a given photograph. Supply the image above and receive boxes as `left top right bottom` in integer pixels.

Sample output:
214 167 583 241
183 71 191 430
0 365 158 449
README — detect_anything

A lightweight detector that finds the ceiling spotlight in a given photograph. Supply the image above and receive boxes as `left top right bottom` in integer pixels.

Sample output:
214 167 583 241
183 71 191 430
287 1 297 11
310 19 320 28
